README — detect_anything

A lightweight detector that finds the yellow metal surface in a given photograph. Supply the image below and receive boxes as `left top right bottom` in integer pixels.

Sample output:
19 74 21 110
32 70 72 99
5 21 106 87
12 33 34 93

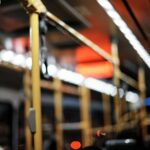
53 78 63 150
80 86 92 147
21 0 46 13
23 70 32 150
46 12 113 63
138 67 147 140
30 5 42 150
121 98 127 118
102 94 111 126
120 72 138 89
111 40 121 131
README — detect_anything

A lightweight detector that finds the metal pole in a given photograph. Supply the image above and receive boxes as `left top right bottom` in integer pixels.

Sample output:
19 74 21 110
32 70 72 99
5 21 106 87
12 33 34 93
23 70 32 150
102 94 111 126
53 78 63 150
111 38 121 130
138 66 147 140
121 83 128 119
29 0 43 149
80 86 92 147
20 1 138 94
120 72 138 89
45 12 113 63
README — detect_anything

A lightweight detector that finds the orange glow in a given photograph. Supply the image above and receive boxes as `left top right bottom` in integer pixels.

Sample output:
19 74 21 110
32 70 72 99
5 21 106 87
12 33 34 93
76 61 113 78
75 27 112 79
76 28 111 63
70 141 81 150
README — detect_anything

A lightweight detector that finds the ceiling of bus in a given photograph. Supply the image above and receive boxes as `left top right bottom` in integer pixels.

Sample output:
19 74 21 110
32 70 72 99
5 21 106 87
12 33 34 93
0 0 150 94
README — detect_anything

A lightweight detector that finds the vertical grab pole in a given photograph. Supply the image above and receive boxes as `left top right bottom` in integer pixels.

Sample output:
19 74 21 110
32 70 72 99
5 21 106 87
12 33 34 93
53 78 63 150
23 70 32 150
102 94 111 127
29 0 43 149
80 86 92 147
121 84 127 122
138 66 147 141
111 37 121 131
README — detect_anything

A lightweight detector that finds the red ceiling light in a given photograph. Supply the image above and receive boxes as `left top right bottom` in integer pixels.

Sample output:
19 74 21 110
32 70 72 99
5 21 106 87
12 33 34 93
76 28 111 63
76 61 113 78
75 27 113 79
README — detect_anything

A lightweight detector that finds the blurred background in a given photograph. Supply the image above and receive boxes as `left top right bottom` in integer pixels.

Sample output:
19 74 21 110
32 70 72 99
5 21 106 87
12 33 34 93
0 0 150 150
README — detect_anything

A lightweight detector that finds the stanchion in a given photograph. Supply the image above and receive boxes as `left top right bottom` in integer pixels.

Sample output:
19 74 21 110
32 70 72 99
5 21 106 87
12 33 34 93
53 78 63 150
138 66 147 140
20 0 43 149
111 37 121 131
22 0 43 149
30 12 43 150
102 94 111 127
80 86 92 146
23 70 32 150
121 83 128 118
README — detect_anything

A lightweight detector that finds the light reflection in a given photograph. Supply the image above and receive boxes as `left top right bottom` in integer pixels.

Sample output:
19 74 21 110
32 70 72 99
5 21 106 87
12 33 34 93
0 49 140 103
97 0 150 68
